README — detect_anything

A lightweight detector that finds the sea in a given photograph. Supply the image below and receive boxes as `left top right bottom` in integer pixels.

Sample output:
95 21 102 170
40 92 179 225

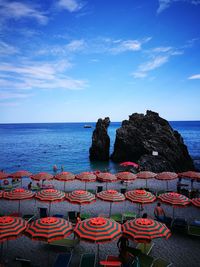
0 121 200 174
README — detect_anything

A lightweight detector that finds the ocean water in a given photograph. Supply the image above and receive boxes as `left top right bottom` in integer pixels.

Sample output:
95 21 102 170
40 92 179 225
0 121 200 174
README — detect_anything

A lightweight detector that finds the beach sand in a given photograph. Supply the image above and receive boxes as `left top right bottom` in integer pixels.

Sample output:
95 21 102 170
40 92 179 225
1 177 200 267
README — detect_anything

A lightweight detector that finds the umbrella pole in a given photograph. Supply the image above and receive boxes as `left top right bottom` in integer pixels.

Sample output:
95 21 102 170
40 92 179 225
97 243 100 266
109 202 112 217
49 202 52 216
79 205 81 213
21 178 22 188
85 182 87 191
64 182 66 192
0 243 3 263
146 179 148 188
166 181 169 191
173 206 175 219
18 200 21 213
106 182 108 190
138 204 141 217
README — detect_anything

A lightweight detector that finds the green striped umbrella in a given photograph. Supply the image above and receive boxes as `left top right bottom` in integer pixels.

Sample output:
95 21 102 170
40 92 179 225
54 172 75 192
35 189 65 215
136 171 157 188
96 190 125 217
76 172 96 190
65 190 95 212
97 173 117 190
155 172 178 190
191 198 200 208
158 192 190 218
122 218 171 252
74 217 122 262
125 189 156 216
3 188 35 213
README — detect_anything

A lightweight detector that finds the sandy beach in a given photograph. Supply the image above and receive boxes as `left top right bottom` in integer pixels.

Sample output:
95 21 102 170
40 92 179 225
1 177 200 267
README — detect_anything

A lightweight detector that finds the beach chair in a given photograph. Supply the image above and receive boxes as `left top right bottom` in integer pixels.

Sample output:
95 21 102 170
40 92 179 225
79 253 96 267
137 253 154 267
15 257 31 267
48 238 80 251
122 211 137 222
110 213 123 223
67 211 77 224
80 213 90 220
152 257 172 267
171 218 188 233
96 186 103 193
53 253 72 267
188 220 200 237
23 214 35 222
127 246 142 257
38 207 48 218
136 243 154 255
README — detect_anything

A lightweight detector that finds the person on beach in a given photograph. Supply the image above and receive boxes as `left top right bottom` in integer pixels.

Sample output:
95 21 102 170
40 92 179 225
53 165 58 173
154 202 165 221
28 182 32 190
61 165 64 172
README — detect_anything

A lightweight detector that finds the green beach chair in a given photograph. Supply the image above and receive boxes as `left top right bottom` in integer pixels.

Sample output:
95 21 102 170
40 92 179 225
110 213 123 223
152 257 172 267
79 253 96 267
48 238 80 251
122 211 137 222
137 253 154 267
136 243 154 255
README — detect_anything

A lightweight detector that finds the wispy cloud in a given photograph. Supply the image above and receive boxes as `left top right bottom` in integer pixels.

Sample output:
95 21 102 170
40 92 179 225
0 92 32 100
0 0 48 25
0 41 19 56
58 0 85 12
188 74 200 80
157 0 200 14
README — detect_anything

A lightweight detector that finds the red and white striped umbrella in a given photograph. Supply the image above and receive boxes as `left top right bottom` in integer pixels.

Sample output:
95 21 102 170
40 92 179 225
158 192 190 218
191 198 200 208
120 162 139 168
76 172 96 190
10 170 32 187
3 188 35 212
116 172 136 189
97 173 117 190
97 190 125 216
155 172 178 190
66 190 96 212
35 189 65 215
54 172 75 191
136 171 157 188
125 190 156 215
178 171 200 180
31 172 54 181
0 172 9 180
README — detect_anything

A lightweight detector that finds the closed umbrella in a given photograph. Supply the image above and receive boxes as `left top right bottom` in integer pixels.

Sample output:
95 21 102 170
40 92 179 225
158 192 190 218
54 172 75 192
3 188 35 213
155 172 178 191
35 189 65 215
76 172 96 190
74 217 121 262
125 189 156 216
97 173 117 190
136 171 156 188
65 190 95 213
97 190 125 217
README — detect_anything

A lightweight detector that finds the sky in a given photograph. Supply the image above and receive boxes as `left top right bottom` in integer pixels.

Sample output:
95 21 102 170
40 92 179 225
0 0 200 123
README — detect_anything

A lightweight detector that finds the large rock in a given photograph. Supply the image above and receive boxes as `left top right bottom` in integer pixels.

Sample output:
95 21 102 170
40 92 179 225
89 117 110 161
111 110 195 172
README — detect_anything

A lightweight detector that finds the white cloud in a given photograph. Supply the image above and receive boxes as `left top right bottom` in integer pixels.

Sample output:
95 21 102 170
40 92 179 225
0 92 32 100
0 1 48 24
157 0 200 14
0 41 19 55
188 74 200 79
58 0 84 12
65 39 86 51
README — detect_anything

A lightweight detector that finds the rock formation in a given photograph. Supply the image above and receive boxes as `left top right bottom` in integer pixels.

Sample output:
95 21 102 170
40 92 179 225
89 117 110 161
111 110 194 172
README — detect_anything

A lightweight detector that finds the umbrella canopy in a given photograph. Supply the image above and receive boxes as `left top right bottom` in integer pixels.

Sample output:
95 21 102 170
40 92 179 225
3 188 35 212
54 172 75 191
158 192 190 218
155 172 178 190
0 216 27 243
97 173 117 190
66 190 95 212
35 189 65 215
74 217 122 243
122 218 171 243
10 170 32 178
120 162 139 168
97 190 125 216
136 171 157 188
0 172 9 180
178 171 200 180
25 217 73 242
125 189 156 215
116 172 136 188
191 198 200 208
31 172 54 181
76 172 96 190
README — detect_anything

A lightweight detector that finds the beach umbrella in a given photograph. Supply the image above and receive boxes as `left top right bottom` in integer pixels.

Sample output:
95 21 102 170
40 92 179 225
74 217 121 261
136 171 157 188
25 217 73 242
10 170 32 187
97 173 117 190
191 198 200 208
155 172 178 190
116 172 136 189
31 172 54 182
125 189 156 216
3 188 35 213
178 171 200 189
96 190 125 217
35 189 65 215
76 172 96 190
54 172 75 192
65 190 95 213
158 192 190 218
120 162 139 168
122 218 171 252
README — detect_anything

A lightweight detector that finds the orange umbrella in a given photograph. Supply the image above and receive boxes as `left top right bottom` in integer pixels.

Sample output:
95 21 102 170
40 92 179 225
97 173 117 190
66 190 95 212
137 171 157 188
178 171 200 180
0 172 9 180
96 190 125 216
76 172 96 190
155 172 178 190
31 172 53 181
116 172 136 189
54 172 75 191
10 170 32 187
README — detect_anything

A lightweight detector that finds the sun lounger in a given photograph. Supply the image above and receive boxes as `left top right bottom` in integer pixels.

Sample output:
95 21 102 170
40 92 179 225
171 218 188 233
136 243 154 255
53 253 72 267
80 213 90 220
152 257 172 267
48 238 80 251
23 214 35 222
15 257 31 267
188 221 200 237
79 253 96 267
137 253 154 267
110 213 123 223
122 211 137 222
38 207 48 218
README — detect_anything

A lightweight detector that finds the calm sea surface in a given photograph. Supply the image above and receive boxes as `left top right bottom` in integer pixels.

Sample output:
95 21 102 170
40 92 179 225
0 121 200 173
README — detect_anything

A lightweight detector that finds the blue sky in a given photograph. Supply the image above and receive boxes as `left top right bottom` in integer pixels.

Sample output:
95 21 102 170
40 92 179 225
0 0 200 123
